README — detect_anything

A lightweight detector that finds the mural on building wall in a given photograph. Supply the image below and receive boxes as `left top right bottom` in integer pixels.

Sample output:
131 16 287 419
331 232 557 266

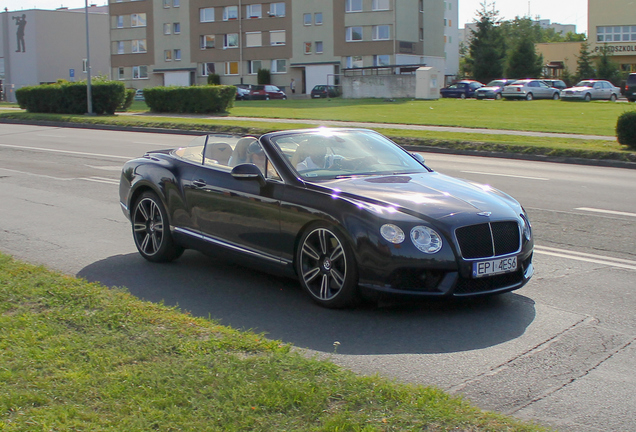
13 14 27 53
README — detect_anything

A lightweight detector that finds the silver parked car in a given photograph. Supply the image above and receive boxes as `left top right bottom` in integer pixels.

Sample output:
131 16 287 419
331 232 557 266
475 79 517 100
502 79 561 101
561 80 621 102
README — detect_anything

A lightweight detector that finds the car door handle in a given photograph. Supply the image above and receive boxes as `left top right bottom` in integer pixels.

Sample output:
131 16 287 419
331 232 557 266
193 179 207 188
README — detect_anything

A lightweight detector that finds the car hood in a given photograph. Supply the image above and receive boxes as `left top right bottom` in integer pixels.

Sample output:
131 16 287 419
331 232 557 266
316 172 521 222
477 86 502 91
567 86 593 91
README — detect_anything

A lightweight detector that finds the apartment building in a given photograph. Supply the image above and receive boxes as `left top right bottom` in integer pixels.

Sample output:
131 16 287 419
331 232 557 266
589 0 636 72
110 0 454 93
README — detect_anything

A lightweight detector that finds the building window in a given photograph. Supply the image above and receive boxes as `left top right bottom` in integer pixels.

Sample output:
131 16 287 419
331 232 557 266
596 25 636 42
164 50 172 61
271 59 287 73
270 30 286 45
315 12 323 25
133 65 148 79
372 0 389 11
223 6 238 21
173 22 181 34
304 42 312 54
132 39 147 53
163 0 170 8
373 54 389 66
419 28 423 41
131 13 146 27
345 0 362 12
346 27 363 42
164 23 171 34
117 41 124 54
173 0 179 7
346 56 363 68
315 41 323 53
201 62 215 76
247 4 262 18
82 58 88 73
117 67 125 80
225 61 239 75
224 33 239 49
200 7 215 22
116 15 123 28
419 0 423 12
174 49 181 61
200 35 215 49
249 60 263 74
269 2 285 17
245 31 262 47
449 19 452 27
373 25 390 40
304 13 312 25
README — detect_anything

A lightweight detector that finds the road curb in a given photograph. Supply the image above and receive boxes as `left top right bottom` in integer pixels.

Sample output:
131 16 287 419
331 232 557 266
2 117 636 170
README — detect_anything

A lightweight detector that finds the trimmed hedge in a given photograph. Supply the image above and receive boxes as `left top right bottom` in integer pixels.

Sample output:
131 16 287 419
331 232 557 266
16 82 126 115
143 85 235 113
616 111 636 150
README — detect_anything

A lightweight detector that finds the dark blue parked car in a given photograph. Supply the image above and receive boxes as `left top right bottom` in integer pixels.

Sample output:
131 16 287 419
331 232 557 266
440 80 484 99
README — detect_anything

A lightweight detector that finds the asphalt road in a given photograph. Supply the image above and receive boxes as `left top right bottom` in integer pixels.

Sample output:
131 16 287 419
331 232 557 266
0 124 634 432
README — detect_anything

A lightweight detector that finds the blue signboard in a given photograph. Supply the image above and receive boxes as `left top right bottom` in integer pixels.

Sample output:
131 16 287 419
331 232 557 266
70 69 75 78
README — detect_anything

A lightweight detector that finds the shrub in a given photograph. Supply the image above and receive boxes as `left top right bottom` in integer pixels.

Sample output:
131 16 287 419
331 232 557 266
15 81 126 115
118 88 136 111
616 111 636 150
144 85 235 113
257 68 271 85
207 73 221 85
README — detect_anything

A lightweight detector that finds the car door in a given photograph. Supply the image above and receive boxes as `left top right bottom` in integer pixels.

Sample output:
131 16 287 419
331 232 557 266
185 140 285 262
535 80 551 98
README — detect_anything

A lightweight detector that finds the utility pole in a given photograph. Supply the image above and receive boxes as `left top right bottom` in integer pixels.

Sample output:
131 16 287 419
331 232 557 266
84 0 94 115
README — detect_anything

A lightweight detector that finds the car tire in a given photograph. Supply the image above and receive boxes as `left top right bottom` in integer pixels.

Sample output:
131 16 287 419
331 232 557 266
584 93 591 102
610 94 617 102
495 93 502 100
525 93 533 101
460 93 466 99
132 191 184 263
296 224 359 308
266 95 270 100
552 92 560 100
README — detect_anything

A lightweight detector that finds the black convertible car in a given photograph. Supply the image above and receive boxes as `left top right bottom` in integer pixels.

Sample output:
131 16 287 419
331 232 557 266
119 128 533 308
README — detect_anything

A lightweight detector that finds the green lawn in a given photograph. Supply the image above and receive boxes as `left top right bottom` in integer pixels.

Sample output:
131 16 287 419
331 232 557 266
0 253 548 431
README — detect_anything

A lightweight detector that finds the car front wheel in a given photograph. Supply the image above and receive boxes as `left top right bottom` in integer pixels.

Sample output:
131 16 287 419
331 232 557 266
584 93 591 102
296 224 359 308
495 93 502 100
132 191 184 262
553 92 560 100
525 93 533 101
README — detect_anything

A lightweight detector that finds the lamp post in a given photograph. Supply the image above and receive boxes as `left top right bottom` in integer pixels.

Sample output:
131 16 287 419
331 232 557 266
84 0 94 115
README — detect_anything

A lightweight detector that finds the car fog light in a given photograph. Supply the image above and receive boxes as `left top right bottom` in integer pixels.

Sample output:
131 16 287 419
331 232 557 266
380 224 405 244
410 226 442 253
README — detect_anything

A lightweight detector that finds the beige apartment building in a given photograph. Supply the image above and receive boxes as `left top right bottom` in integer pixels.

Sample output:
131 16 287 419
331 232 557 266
110 0 455 94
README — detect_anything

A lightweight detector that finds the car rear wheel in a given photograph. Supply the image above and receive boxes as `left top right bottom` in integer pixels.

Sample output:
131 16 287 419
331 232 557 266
296 224 359 308
460 93 466 99
525 93 533 101
584 93 591 102
552 92 560 100
132 191 184 263
610 94 617 102
495 93 502 100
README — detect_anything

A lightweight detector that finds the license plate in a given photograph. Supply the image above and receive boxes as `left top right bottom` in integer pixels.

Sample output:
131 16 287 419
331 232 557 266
473 256 517 278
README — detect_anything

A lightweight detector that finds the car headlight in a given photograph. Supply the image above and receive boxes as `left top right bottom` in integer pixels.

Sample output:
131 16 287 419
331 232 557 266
520 213 532 241
410 226 442 253
380 224 405 244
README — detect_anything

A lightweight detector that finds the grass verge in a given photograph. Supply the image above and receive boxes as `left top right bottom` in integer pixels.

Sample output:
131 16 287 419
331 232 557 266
0 253 547 431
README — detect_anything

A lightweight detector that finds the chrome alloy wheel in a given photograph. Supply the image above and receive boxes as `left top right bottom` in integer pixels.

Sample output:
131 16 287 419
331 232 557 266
300 228 348 301
133 197 165 257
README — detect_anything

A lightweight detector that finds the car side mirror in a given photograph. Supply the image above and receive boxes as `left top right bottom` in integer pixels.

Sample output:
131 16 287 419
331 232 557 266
411 152 425 165
231 163 266 187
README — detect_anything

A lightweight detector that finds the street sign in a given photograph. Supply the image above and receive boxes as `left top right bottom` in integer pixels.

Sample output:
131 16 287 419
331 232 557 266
70 69 75 78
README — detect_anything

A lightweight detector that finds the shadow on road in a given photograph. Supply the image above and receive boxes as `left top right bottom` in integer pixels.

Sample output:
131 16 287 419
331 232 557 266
78 250 536 355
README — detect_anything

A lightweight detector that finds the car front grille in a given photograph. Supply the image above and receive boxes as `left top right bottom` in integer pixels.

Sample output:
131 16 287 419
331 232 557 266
455 221 520 259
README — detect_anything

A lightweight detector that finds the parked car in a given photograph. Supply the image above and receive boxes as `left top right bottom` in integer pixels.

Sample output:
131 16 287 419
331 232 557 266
561 80 621 102
234 84 251 100
134 89 145 101
119 128 534 308
624 73 636 102
475 79 517 100
542 79 567 91
440 80 484 99
248 84 287 100
310 85 341 98
502 79 561 100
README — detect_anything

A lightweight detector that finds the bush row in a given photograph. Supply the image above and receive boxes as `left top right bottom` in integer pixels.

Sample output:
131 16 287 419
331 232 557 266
16 82 126 115
143 85 235 114
616 111 636 150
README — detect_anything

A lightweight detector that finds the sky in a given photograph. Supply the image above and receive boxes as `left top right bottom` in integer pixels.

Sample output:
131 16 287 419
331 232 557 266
4 0 589 34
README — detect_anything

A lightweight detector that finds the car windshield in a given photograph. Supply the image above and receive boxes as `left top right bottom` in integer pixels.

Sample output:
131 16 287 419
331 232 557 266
270 129 430 180
486 80 505 87
576 81 594 87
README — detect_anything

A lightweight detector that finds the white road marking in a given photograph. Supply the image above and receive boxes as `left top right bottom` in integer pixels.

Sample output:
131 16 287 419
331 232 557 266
574 207 636 218
85 165 124 171
0 143 130 160
80 177 119 185
0 168 118 185
36 134 67 138
535 245 636 270
460 170 549 181
133 141 170 146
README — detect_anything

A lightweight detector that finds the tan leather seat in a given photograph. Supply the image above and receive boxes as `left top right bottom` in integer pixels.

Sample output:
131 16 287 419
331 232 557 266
204 142 232 165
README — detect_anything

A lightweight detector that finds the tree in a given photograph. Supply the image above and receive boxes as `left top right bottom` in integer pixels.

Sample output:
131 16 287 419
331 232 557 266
466 2 506 83
576 42 596 81
595 44 621 85
506 37 544 78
